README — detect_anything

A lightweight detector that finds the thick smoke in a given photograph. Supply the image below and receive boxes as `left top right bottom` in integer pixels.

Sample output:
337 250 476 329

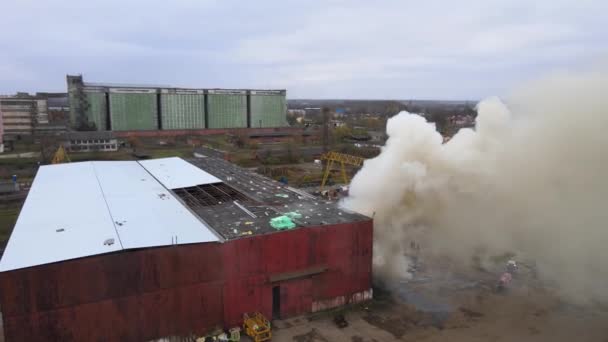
343 68 608 303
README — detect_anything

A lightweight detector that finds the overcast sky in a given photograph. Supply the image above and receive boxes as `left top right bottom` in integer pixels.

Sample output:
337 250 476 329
1 0 606 100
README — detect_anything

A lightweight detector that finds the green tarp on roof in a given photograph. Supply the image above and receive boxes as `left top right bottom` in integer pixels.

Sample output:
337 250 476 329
270 216 296 230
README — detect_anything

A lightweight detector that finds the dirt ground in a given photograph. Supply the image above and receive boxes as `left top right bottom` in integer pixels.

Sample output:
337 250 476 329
266 254 608 342
268 288 608 342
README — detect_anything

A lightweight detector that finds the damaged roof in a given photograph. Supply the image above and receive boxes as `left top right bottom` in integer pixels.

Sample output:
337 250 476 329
183 157 369 240
140 157 221 189
0 156 370 272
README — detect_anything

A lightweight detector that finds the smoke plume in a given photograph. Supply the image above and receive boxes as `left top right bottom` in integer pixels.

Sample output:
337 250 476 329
343 68 608 303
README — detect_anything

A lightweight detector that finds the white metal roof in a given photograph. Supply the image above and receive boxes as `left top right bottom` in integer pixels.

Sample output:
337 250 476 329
139 157 221 189
0 162 122 272
93 161 219 249
0 158 220 272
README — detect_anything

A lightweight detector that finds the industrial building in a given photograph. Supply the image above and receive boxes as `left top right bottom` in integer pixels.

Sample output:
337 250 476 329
0 93 69 140
67 75 288 132
64 131 119 152
0 156 372 341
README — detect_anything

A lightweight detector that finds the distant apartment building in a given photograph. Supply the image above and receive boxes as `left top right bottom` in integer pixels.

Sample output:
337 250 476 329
0 94 68 140
0 96 36 136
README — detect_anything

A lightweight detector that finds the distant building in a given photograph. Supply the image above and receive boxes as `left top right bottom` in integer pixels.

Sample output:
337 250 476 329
287 109 306 116
304 107 322 117
0 180 19 194
36 93 70 134
330 120 346 128
368 131 387 143
67 74 288 132
0 96 37 136
0 93 68 139
63 131 118 152
334 108 346 118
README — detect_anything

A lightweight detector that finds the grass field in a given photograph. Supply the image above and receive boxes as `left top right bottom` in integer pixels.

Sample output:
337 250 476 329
0 207 20 247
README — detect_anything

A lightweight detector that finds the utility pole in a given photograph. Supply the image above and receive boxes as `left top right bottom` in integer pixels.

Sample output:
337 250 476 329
322 107 330 153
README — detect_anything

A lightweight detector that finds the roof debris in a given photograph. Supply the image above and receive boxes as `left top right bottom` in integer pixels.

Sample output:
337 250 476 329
270 216 296 230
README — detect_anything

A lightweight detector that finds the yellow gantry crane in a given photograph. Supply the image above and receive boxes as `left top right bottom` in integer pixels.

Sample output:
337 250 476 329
51 146 71 164
320 151 365 191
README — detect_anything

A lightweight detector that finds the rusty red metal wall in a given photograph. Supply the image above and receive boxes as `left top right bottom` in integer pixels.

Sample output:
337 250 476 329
0 243 227 341
0 220 373 341
220 220 373 326
279 278 313 318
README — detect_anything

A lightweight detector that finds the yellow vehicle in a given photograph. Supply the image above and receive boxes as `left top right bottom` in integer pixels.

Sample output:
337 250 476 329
243 312 271 342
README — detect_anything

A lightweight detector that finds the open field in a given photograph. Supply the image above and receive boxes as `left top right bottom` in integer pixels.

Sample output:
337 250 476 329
0 207 19 247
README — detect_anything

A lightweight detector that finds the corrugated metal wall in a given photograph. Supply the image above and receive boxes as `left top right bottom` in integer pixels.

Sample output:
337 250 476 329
109 92 158 131
0 220 373 341
83 92 107 131
250 94 287 128
160 94 206 129
0 242 226 341
207 93 247 128
216 220 373 326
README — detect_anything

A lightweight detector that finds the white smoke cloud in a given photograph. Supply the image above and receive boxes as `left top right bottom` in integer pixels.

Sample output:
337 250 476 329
343 67 608 303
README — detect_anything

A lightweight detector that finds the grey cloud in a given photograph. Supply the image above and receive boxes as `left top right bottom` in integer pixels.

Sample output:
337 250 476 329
0 0 606 99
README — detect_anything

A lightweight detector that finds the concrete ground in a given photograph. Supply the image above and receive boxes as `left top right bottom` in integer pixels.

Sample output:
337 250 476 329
271 309 407 342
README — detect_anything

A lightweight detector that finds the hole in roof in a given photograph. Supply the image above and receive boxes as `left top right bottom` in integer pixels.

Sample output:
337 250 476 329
173 183 252 208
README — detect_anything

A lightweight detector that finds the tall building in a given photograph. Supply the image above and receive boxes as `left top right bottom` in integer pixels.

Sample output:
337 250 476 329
0 96 36 136
0 93 68 139
67 75 288 132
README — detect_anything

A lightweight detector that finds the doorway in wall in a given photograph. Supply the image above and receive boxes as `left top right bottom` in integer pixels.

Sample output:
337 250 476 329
272 285 281 319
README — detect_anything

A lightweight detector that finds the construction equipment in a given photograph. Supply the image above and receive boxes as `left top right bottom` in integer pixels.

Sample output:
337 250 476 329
320 151 365 191
51 146 70 164
243 312 271 342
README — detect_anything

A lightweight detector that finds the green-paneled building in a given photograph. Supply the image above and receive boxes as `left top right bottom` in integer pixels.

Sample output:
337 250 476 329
207 90 247 129
160 90 206 130
109 90 158 131
67 75 287 131
83 92 107 131
250 90 288 128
